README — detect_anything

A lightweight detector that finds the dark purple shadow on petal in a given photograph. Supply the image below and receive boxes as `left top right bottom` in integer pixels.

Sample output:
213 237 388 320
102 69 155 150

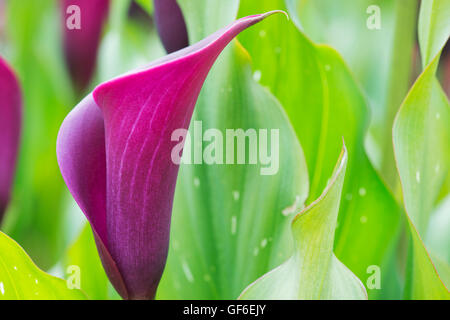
61 0 110 93
57 12 282 299
56 94 129 298
0 56 21 222
153 0 189 53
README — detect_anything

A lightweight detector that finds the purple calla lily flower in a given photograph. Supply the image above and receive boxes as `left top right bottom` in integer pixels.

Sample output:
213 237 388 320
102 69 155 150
61 0 110 92
0 56 21 222
57 12 280 300
153 0 189 53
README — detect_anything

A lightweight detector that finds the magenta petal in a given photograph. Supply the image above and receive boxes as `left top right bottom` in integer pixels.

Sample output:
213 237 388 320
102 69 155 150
61 0 110 92
56 96 107 240
0 56 21 222
57 13 278 299
153 0 189 53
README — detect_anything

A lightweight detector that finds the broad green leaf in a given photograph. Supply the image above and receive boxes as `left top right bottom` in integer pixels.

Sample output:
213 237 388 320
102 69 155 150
239 146 367 300
96 0 165 82
393 0 450 299
64 223 120 300
157 0 309 299
238 0 402 299
0 232 86 299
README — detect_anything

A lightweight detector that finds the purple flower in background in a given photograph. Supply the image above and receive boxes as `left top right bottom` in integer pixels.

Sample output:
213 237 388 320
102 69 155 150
0 56 21 223
61 0 110 92
0 0 5 39
153 0 189 53
57 12 279 300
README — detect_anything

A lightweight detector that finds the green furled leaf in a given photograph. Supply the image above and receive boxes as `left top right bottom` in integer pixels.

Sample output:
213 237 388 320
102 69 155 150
238 0 402 299
0 232 86 299
418 0 450 67
393 2 450 299
239 146 367 300
404 218 449 299
157 0 308 300
64 224 120 300
394 55 449 235
290 0 417 198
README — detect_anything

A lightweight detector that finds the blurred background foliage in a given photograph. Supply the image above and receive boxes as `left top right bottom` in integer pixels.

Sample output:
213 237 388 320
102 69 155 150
0 0 164 270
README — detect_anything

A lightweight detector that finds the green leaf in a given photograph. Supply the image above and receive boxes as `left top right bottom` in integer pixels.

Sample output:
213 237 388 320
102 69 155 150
392 0 450 299
288 0 417 189
96 0 165 83
426 196 450 263
404 218 449 298
418 0 450 67
239 146 367 300
394 55 449 235
0 232 86 299
64 224 120 300
157 0 309 299
238 0 402 298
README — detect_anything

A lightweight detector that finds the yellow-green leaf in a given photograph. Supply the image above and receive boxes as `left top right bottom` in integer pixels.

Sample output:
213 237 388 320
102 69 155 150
0 232 86 300
238 0 402 299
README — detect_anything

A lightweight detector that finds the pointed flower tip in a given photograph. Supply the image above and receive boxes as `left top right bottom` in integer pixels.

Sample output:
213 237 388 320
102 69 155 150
240 10 289 26
292 144 347 224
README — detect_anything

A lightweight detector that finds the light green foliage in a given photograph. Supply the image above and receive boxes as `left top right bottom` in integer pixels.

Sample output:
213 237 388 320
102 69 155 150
418 0 450 67
0 231 86 299
393 0 450 299
64 224 120 300
290 0 417 188
238 0 401 299
239 146 367 300
0 0 448 300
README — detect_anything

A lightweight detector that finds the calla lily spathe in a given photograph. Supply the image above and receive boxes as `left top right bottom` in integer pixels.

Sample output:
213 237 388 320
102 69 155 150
0 56 21 223
57 12 279 299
